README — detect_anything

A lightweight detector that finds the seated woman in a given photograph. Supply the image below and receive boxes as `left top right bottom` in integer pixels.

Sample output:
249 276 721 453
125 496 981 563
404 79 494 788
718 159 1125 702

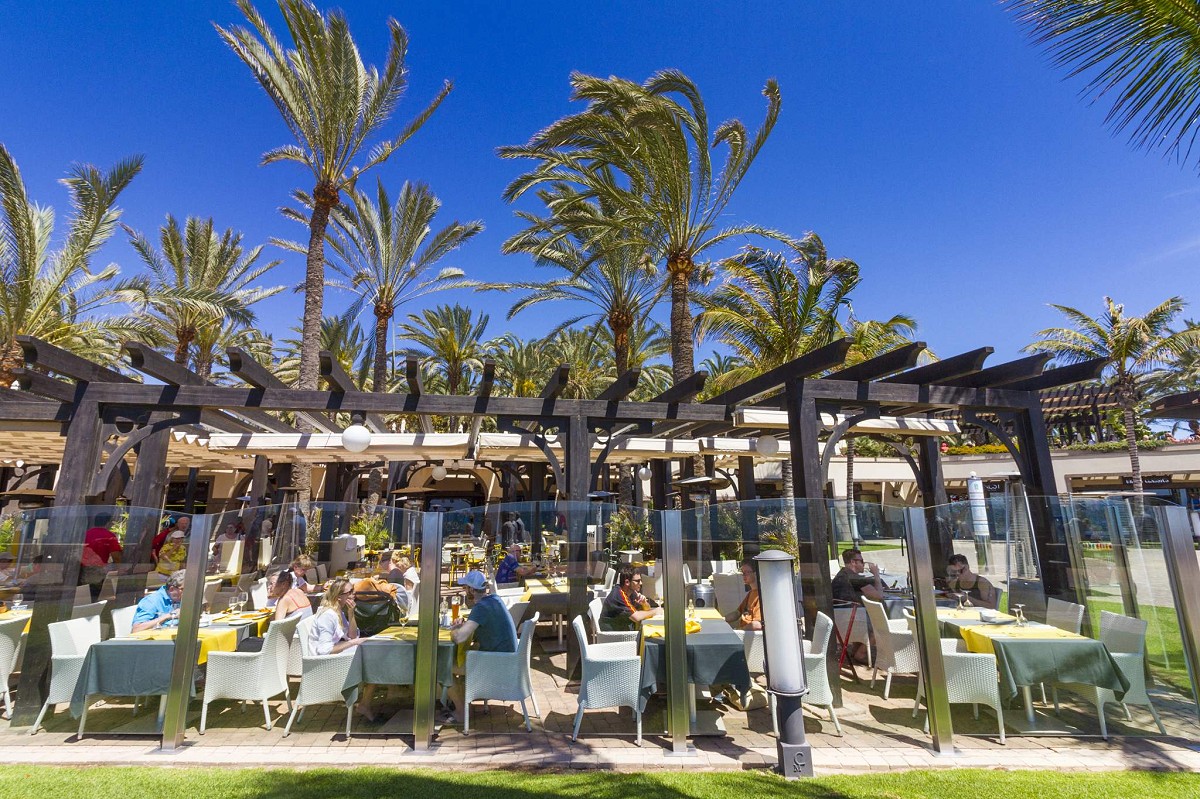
724 560 762 631
310 577 375 719
599 567 661 631
272 569 313 621
946 554 998 609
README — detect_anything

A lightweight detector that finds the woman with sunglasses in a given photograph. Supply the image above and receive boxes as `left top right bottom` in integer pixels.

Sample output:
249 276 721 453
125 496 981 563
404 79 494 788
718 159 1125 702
310 577 366 656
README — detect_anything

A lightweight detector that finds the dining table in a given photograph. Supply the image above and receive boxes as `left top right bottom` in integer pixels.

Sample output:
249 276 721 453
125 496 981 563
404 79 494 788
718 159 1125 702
521 577 570 649
354 624 456 687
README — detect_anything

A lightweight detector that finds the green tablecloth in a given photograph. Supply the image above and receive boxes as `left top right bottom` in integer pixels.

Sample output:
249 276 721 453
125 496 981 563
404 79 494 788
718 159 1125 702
70 639 178 718
354 626 455 686
639 618 750 712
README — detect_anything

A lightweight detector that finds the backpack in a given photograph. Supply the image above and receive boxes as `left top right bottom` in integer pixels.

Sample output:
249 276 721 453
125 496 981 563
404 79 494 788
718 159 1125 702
353 589 400 636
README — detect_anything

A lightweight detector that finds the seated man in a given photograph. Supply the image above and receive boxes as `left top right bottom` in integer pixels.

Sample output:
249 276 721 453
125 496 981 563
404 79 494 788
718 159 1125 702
446 570 518 723
831 548 884 605
132 570 185 633
378 550 406 583
724 560 762 631
947 554 998 609
600 567 661 632
494 544 536 585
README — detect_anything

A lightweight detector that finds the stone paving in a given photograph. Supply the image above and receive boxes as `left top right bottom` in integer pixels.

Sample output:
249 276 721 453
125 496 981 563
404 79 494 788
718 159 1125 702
3 624 1200 774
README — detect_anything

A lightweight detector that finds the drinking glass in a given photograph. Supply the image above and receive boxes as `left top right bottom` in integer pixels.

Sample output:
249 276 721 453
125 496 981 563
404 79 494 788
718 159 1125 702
687 597 696 621
954 592 966 611
13 593 23 608
238 591 249 611
1013 604 1026 627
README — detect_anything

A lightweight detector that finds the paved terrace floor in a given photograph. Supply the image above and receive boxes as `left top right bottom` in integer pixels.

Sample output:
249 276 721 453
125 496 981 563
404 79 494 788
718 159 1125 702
3 624 1200 773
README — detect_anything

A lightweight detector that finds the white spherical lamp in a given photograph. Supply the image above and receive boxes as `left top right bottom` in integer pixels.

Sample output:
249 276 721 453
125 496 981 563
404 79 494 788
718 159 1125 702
755 435 780 457
341 423 372 453
636 465 652 482
431 464 448 481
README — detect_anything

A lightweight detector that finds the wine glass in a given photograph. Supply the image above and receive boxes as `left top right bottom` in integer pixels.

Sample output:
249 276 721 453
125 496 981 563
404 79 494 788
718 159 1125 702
687 597 696 621
962 594 973 609
238 591 250 612
954 591 966 611
1012 603 1026 627
12 593 23 609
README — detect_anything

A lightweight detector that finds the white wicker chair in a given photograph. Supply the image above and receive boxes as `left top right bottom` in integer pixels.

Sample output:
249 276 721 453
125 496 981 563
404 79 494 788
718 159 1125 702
570 616 641 744
1053 610 1166 738
833 603 872 671
864 597 919 698
907 611 1005 743
74 584 91 606
283 614 358 737
463 612 540 734
200 614 300 733
506 600 530 629
71 601 107 621
709 559 738 575
30 616 101 734
712 572 745 618
803 612 841 735
1046 598 1085 633
0 616 26 719
249 579 268 611
110 605 137 639
587 597 639 646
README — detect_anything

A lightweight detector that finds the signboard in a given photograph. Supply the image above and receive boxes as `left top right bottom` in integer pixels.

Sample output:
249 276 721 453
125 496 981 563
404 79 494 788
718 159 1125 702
983 481 1006 493
1121 474 1172 487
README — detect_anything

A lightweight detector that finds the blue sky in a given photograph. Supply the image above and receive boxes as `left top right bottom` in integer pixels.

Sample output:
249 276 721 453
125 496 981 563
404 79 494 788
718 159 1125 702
2 1 1198 368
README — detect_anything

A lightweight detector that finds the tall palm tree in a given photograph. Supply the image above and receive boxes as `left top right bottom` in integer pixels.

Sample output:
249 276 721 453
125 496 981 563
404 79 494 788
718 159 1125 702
494 228 662 375
193 321 275 382
124 215 284 368
276 314 374 389
1026 297 1200 499
500 70 785 383
839 314 920 542
1007 1 1200 168
398 303 488 397
0 145 146 385
326 180 482 392
217 0 451 491
488 333 555 398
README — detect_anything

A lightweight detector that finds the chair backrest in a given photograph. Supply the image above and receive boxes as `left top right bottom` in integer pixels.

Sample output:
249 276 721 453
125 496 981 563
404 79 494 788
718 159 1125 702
507 600 529 629
305 568 319 587
590 559 607 581
217 540 243 573
295 614 319 658
742 629 765 674
642 573 662 601
992 589 1005 613
0 616 26 675
709 559 737 575
587 597 604 636
71 600 108 620
315 563 328 583
1046 597 1085 634
1008 577 1047 618
1099 610 1148 654
236 574 257 593
263 613 301 675
603 567 616 591
572 615 590 659
74 584 92 606
516 611 540 666
810 611 834 656
250 579 268 610
110 605 137 638
202 577 222 607
48 616 100 657
682 563 694 585
712 572 745 617
863 598 894 656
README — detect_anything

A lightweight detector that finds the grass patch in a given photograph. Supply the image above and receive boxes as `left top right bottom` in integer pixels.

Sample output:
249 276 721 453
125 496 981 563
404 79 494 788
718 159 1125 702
838 541 902 554
0 767 1197 799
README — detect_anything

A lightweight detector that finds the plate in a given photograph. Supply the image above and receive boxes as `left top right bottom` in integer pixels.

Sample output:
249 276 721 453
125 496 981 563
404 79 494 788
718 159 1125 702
982 618 1016 625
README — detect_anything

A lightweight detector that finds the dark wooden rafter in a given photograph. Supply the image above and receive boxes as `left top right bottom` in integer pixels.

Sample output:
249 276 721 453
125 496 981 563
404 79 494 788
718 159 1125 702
597 369 641 401
1149 389 1200 420
18 335 125 384
882 346 994 384
319 350 387 434
1003 358 1106 392
403 356 434 434
541 365 571 400
705 339 851 407
824 341 926 382
227 346 338 434
466 361 497 458
123 342 296 434
938 353 1052 389
651 370 708 404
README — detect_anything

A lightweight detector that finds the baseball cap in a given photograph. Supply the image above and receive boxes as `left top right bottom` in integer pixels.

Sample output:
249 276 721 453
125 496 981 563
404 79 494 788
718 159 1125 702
458 570 488 591
170 529 185 539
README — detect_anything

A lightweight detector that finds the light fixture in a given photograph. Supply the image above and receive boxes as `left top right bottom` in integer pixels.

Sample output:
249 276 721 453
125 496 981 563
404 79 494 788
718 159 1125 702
755 435 779 457
431 464 448 481
637 465 652 481
341 415 372 453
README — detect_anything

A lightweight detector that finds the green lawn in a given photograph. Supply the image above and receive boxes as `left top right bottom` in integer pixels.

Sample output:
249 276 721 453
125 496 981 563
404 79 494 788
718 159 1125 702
838 541 903 554
0 767 1197 799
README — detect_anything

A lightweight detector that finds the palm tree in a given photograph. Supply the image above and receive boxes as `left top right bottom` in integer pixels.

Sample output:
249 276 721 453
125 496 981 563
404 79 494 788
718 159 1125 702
124 215 284 369
0 145 147 385
1007 1 1200 168
488 333 555 398
500 70 786 383
1025 297 1200 499
276 314 374 390
547 327 617 400
193 321 275 382
398 303 488 397
839 314 920 542
494 228 662 375
217 0 451 401
325 180 482 393
1147 319 1200 439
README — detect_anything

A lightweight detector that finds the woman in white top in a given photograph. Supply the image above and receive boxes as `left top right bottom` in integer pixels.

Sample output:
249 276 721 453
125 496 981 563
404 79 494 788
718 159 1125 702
310 577 365 655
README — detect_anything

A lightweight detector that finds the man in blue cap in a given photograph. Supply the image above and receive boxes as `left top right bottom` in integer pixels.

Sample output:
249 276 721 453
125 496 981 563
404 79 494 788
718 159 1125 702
445 569 518 723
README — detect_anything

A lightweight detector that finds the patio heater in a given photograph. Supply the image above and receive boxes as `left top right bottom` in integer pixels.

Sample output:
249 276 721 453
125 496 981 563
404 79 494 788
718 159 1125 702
967 472 991 569
754 548 812 778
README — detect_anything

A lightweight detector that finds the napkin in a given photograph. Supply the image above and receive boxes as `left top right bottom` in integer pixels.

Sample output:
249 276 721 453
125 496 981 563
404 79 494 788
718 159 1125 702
642 619 702 638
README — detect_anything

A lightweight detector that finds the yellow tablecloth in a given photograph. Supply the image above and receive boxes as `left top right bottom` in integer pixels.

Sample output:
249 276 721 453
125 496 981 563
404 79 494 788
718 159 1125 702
209 610 272 636
938 608 1017 622
130 625 240 664
2 608 33 633
372 624 454 643
959 623 1085 655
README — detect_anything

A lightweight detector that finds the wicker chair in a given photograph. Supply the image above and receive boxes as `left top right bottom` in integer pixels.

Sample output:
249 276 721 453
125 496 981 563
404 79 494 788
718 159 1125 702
803 611 841 735
712 572 746 618
1046 598 1085 633
30 616 101 734
570 616 642 744
1053 610 1167 738
907 611 1005 743
110 605 137 639
0 616 25 719
864 597 919 698
587 597 639 646
463 612 540 734
200 614 300 733
283 614 358 738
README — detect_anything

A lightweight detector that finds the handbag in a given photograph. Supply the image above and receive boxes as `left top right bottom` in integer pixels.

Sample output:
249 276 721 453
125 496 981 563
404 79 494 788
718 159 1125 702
354 589 400 636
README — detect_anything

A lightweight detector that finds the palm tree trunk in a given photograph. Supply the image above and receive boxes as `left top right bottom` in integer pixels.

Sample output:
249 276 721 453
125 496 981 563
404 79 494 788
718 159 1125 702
0 340 23 388
667 256 694 383
846 436 860 543
1124 401 1144 520
372 307 391 393
294 193 336 502
780 458 797 535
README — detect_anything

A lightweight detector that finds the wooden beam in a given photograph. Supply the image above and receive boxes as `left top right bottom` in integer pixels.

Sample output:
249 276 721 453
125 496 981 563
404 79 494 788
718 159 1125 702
597 369 641 401
124 342 296 434
227 346 339 434
799 379 1036 410
704 339 851 406
0 400 72 423
1005 358 1106 392
1149 389 1200 420
651 371 708 404
476 360 496 400
882 347 994 384
939 353 1052 388
11 368 83 404
824 342 925 382
319 350 387 434
540 365 570 400
402 356 434 434
17 335 128 384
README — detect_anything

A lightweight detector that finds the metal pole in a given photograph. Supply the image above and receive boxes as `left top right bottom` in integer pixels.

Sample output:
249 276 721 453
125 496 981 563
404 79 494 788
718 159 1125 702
754 549 812 778
1155 506 1200 724
412 510 444 750
160 512 211 751
660 509 693 755
903 506 954 753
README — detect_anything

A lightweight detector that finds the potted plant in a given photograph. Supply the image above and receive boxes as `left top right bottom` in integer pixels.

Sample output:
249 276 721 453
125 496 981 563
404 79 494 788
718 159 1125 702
607 508 651 566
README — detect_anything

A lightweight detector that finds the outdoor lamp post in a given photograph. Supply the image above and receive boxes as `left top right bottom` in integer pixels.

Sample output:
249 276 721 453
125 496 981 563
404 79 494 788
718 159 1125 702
754 548 813 779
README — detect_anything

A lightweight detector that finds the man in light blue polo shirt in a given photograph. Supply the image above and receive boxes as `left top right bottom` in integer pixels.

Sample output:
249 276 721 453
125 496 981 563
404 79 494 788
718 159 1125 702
132 570 185 633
